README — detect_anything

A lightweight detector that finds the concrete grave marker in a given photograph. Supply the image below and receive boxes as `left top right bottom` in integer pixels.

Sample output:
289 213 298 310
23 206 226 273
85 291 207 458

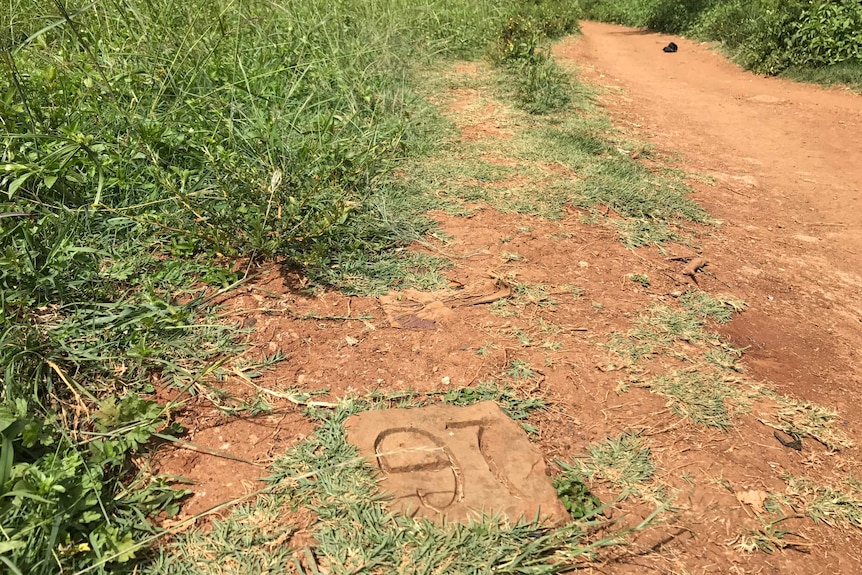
344 401 568 524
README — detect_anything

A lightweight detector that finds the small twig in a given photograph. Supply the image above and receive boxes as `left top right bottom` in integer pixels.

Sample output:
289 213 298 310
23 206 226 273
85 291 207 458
415 238 489 259
153 433 263 466
220 307 373 321
240 378 338 408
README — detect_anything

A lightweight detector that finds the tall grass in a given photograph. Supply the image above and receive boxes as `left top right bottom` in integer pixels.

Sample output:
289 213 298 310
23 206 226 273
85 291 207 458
1 0 582 572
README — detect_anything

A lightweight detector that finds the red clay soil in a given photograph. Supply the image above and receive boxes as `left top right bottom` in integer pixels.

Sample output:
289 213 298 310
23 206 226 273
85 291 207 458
152 21 862 574
555 22 862 416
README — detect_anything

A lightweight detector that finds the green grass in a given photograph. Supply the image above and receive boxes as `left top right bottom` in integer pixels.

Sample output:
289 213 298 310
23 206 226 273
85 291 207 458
783 475 862 529
758 390 855 452
0 0 591 572
648 369 748 429
782 62 862 93
734 516 805 554
567 433 658 499
151 393 666 574
403 49 710 245
608 292 747 362
679 291 747 323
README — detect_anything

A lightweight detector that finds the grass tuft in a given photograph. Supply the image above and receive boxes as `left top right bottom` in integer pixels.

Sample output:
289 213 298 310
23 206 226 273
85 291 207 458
571 433 657 498
648 369 747 429
783 475 862 528
760 390 854 451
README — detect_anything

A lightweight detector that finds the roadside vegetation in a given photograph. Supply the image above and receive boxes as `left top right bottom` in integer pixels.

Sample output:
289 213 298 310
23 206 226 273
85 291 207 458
5 0 859 573
578 0 862 88
0 0 584 572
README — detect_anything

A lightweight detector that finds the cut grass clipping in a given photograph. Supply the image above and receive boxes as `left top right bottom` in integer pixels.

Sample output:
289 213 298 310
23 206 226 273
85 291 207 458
565 433 659 501
648 369 749 429
608 291 745 362
783 475 862 529
758 390 855 452
150 395 668 574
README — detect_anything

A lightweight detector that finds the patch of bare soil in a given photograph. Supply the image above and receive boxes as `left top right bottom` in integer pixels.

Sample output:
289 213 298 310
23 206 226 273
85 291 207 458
554 24 862 413
152 23 862 574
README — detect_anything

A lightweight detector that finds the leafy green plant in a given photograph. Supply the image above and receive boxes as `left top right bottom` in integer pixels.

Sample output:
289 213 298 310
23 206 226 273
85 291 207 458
554 468 603 519
629 274 650 287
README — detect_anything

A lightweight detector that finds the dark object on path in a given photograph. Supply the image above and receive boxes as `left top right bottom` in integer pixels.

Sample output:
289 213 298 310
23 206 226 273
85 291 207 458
774 430 803 451
663 42 678 53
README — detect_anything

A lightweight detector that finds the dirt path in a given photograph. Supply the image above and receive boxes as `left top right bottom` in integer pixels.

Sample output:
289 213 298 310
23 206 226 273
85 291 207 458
153 25 862 575
556 22 862 412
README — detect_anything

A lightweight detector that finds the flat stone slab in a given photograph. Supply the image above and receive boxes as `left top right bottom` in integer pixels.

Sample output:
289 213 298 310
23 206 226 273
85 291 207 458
344 401 568 524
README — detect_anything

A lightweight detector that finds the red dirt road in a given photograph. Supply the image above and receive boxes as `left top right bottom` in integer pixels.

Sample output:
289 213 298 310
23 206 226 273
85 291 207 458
556 22 862 410
155 22 862 575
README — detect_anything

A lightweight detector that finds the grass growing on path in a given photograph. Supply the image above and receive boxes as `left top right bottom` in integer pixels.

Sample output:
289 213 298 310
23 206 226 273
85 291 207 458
402 47 710 247
150 394 668 575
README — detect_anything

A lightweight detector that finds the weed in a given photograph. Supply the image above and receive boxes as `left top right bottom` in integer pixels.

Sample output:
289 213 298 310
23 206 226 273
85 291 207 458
514 282 557 307
554 470 603 520
513 328 534 346
500 251 524 262
760 390 854 451
680 291 747 323
734 516 806 554
442 382 546 423
144 496 295 573
629 274 651 287
608 304 707 360
490 300 519 317
704 346 745 372
540 321 564 338
506 359 537 380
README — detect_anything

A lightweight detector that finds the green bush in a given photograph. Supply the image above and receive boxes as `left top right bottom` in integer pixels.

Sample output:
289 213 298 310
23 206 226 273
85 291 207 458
493 7 576 115
643 0 718 33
